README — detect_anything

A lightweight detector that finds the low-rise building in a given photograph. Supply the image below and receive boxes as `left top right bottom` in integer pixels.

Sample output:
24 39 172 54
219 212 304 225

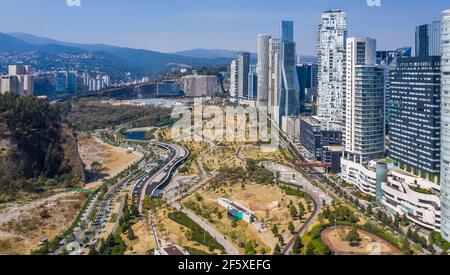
218 198 255 223
381 167 441 231
300 116 342 160
340 159 387 197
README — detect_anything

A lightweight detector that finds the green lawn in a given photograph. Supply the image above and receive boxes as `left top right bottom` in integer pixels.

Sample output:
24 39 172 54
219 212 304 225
168 211 225 252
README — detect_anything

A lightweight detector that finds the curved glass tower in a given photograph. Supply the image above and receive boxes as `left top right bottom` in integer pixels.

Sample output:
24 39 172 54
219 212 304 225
441 9 450 242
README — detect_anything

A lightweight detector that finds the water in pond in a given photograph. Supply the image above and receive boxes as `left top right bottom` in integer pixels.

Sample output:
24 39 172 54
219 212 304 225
122 131 146 141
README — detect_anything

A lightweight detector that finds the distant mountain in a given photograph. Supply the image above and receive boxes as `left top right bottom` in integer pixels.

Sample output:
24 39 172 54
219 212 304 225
0 33 34 52
4 33 233 76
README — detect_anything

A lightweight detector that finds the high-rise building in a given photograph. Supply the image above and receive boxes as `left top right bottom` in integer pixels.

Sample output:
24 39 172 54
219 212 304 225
389 56 441 181
343 37 385 163
296 63 318 111
0 65 33 96
440 9 450 242
279 21 300 121
317 10 347 131
268 38 281 121
416 21 441 57
248 65 258 101
56 70 78 93
376 47 412 128
236 52 250 99
257 34 271 107
229 59 238 98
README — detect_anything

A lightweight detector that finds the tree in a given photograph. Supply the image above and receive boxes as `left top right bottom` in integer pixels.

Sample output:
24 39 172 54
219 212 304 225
273 243 281 255
244 242 256 255
290 205 298 219
292 236 303 254
278 235 285 246
366 204 373 215
305 242 315 255
128 226 136 241
288 222 295 234
272 224 279 235
346 226 361 246
401 238 413 255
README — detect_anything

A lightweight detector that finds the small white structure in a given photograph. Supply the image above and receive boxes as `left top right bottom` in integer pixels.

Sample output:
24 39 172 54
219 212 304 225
218 198 256 223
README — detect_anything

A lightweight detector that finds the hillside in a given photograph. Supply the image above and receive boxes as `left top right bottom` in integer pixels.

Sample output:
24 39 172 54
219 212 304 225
3 32 232 76
0 93 85 202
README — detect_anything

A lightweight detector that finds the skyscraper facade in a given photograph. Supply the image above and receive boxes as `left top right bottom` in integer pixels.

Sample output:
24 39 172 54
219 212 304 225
296 63 318 112
343 37 385 163
376 47 412 128
416 21 442 57
317 10 347 131
389 56 441 180
229 59 238 98
257 34 271 107
248 64 258 101
268 38 281 121
279 21 300 121
440 9 450 242
236 52 250 99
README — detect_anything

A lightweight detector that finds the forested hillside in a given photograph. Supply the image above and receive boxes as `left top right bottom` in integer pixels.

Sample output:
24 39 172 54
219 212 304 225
0 93 85 202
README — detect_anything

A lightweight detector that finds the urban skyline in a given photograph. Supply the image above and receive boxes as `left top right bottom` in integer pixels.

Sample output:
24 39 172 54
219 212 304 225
0 0 448 55
3 1 450 259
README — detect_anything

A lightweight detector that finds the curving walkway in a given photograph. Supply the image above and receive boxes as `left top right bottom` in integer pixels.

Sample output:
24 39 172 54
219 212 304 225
171 201 240 255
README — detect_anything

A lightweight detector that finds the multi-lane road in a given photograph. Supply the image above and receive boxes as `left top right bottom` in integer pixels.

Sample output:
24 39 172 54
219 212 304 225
134 142 189 213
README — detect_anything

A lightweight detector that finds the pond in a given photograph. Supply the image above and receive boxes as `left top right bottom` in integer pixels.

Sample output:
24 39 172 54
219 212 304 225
122 131 146 141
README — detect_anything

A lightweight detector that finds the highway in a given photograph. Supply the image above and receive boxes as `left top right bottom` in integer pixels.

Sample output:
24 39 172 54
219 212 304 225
135 142 189 213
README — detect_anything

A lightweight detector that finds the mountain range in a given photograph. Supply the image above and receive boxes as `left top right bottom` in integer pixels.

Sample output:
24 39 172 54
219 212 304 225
1 32 317 76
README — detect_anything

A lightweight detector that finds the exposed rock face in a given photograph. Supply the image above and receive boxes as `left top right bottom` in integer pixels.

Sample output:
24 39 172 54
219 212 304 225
180 75 223 97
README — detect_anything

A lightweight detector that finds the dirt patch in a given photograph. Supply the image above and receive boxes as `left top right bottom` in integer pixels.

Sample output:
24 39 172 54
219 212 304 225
0 192 87 255
321 226 401 255
78 133 142 188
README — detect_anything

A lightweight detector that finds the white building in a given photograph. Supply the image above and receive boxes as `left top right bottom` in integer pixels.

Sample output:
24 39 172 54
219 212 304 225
317 10 347 131
340 159 381 196
382 167 441 231
268 38 281 123
282 116 301 141
229 59 238 98
343 37 385 164
257 34 271 108
441 9 450 242
0 65 33 96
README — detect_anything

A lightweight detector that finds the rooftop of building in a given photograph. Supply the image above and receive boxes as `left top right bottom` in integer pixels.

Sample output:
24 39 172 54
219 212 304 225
161 246 188 256
323 145 343 152
300 115 321 126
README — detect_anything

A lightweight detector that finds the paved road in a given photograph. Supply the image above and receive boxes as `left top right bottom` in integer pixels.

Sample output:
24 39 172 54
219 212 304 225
171 201 241 255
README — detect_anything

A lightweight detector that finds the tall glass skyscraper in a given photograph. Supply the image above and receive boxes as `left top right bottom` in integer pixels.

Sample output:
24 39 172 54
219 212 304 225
416 21 441 57
440 9 450 242
279 21 300 122
389 57 441 180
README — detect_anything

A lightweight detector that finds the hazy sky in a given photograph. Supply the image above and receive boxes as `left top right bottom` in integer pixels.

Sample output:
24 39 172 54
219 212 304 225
0 0 449 55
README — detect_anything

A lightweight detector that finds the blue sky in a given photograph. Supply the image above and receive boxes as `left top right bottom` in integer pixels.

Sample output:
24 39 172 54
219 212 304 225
0 0 448 55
